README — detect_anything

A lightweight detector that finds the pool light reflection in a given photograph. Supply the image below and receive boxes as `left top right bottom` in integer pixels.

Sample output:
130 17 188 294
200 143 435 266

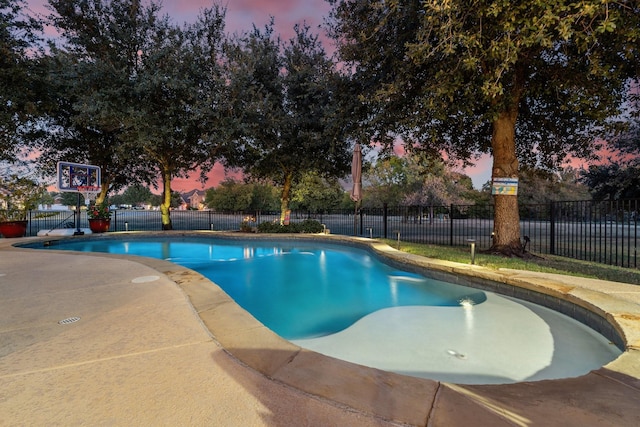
459 297 476 309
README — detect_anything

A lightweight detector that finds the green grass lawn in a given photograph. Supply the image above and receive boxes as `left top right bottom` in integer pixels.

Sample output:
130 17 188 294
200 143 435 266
380 239 640 285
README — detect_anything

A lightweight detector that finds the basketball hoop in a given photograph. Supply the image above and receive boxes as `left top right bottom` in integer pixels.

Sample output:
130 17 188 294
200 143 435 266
77 185 101 205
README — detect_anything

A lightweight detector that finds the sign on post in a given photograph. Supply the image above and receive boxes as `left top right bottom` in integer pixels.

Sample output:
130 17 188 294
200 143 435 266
491 177 518 196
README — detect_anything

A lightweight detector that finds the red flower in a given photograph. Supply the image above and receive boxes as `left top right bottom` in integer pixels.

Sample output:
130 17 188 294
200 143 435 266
87 202 111 219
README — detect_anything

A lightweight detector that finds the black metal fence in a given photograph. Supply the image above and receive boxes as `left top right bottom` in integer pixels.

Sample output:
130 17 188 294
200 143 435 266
6 198 639 269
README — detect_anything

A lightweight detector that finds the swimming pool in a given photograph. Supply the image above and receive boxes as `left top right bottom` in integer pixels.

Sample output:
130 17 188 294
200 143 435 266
32 236 622 384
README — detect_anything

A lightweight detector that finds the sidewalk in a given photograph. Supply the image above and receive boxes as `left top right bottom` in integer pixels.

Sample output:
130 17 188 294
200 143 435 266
1 235 640 426
0 242 390 426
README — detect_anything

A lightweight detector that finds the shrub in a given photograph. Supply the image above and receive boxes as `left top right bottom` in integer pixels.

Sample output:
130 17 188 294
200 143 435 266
298 219 324 233
256 221 284 233
239 215 257 232
87 202 111 219
256 219 323 233
0 175 46 221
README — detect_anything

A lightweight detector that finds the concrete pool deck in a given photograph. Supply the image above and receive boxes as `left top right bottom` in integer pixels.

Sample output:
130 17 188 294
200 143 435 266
1 232 639 426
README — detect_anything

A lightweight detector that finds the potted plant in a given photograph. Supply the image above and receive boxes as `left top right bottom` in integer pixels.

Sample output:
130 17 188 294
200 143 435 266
0 175 45 238
87 201 112 233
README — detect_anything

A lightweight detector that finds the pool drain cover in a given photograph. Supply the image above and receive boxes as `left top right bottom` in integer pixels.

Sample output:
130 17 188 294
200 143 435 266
58 316 81 325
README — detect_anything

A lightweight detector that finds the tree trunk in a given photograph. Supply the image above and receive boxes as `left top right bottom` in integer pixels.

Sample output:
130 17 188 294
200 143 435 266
490 109 522 255
95 181 109 205
160 167 173 230
280 172 293 225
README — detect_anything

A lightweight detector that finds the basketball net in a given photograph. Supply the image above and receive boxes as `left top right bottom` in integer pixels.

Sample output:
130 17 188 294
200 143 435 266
77 185 101 206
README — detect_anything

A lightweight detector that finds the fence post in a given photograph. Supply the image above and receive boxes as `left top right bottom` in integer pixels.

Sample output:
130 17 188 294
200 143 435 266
550 201 556 255
359 209 364 236
635 200 638 269
450 204 454 246
383 203 388 239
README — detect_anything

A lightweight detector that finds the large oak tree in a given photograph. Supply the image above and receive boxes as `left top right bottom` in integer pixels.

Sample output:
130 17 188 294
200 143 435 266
34 0 164 203
328 0 639 254
226 23 351 223
41 1 232 228
123 6 232 229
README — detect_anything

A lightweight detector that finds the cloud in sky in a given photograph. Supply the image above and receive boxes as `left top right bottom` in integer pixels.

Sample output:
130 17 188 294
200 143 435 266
168 0 332 35
29 0 333 42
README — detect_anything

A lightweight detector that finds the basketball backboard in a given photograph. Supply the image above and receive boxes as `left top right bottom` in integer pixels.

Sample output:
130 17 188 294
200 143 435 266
57 162 101 192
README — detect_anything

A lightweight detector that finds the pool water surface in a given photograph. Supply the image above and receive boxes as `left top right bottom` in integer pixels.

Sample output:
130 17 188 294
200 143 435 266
36 237 622 384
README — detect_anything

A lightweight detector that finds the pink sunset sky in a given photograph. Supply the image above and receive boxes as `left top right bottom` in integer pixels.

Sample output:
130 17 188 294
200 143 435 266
25 0 494 190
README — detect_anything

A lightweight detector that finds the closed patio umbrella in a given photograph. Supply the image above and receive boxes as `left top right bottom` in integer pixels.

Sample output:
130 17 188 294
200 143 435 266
350 143 362 202
350 143 362 235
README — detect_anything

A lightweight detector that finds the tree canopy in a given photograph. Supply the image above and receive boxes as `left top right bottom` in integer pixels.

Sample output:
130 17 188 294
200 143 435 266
518 166 590 203
122 5 232 229
117 183 154 207
581 109 640 200
35 1 233 229
0 0 44 161
328 0 639 254
205 178 280 212
363 153 475 209
225 22 351 223
29 0 165 203
290 172 345 212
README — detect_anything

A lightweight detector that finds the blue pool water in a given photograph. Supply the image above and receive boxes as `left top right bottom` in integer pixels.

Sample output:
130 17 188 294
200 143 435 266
33 236 622 384
38 238 486 339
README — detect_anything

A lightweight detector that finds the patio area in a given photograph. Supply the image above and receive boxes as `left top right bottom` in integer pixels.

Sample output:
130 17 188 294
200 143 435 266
1 233 639 426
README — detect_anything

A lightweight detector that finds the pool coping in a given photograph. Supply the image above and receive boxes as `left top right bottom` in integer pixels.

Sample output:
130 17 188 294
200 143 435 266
10 231 640 426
